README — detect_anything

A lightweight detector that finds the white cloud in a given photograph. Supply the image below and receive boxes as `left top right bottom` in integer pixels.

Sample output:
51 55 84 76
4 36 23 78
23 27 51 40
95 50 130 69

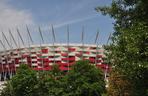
0 0 34 50
0 0 34 29
54 15 98 29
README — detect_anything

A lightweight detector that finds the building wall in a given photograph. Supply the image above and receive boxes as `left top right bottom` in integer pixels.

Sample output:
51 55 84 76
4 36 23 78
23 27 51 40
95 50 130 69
0 44 109 81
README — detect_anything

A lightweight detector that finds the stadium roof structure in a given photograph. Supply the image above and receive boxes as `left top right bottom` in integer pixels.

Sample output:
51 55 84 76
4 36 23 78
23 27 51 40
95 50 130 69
0 26 110 81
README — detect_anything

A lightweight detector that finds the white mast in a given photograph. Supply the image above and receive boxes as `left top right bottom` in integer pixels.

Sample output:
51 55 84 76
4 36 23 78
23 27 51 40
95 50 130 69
51 25 56 65
9 29 18 73
9 29 15 78
38 26 44 71
81 26 84 60
9 29 18 47
95 30 99 65
17 28 25 47
16 28 25 66
26 25 33 68
67 25 70 72
1 31 11 80
104 32 112 80
26 25 34 44
0 40 6 81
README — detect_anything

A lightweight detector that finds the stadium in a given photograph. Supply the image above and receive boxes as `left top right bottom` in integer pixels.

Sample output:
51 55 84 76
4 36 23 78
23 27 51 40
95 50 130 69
0 26 109 81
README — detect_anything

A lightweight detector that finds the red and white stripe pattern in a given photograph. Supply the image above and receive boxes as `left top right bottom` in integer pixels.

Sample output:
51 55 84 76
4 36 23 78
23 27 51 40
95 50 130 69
0 44 109 72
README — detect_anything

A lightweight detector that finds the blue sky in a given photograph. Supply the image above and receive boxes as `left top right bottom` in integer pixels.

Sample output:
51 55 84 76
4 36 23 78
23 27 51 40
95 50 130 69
0 0 114 46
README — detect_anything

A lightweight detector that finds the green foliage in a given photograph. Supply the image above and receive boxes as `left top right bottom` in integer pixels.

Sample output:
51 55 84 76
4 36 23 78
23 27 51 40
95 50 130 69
35 64 65 96
108 23 148 73
96 0 148 96
0 64 38 96
0 82 15 96
63 60 105 96
0 61 105 96
33 72 51 96
107 69 133 96
50 64 64 79
96 0 148 28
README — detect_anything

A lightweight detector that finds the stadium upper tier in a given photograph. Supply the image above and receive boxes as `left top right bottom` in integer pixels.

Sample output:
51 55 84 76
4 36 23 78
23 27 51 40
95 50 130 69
0 43 109 80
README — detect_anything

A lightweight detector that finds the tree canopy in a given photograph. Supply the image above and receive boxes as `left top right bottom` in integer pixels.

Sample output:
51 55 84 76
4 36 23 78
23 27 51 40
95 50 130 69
96 0 148 95
63 60 105 96
0 61 105 96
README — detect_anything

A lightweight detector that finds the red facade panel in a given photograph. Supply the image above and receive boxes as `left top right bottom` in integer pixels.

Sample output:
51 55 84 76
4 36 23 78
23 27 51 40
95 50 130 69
0 44 108 73
41 49 48 54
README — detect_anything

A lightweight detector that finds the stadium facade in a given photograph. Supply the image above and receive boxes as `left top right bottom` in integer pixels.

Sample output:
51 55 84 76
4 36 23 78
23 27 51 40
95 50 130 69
0 26 109 81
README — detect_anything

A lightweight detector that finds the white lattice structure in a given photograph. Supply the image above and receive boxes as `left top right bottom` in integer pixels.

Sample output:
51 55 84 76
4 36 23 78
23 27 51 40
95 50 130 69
0 25 112 81
0 43 109 80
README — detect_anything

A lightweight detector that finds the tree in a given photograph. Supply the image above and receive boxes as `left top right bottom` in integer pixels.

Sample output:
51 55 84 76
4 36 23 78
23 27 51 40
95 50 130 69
0 81 15 96
96 0 148 28
35 64 65 96
0 64 38 96
96 0 148 95
107 19 148 96
63 60 105 96
47 64 66 96
107 69 133 96
1 61 106 96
